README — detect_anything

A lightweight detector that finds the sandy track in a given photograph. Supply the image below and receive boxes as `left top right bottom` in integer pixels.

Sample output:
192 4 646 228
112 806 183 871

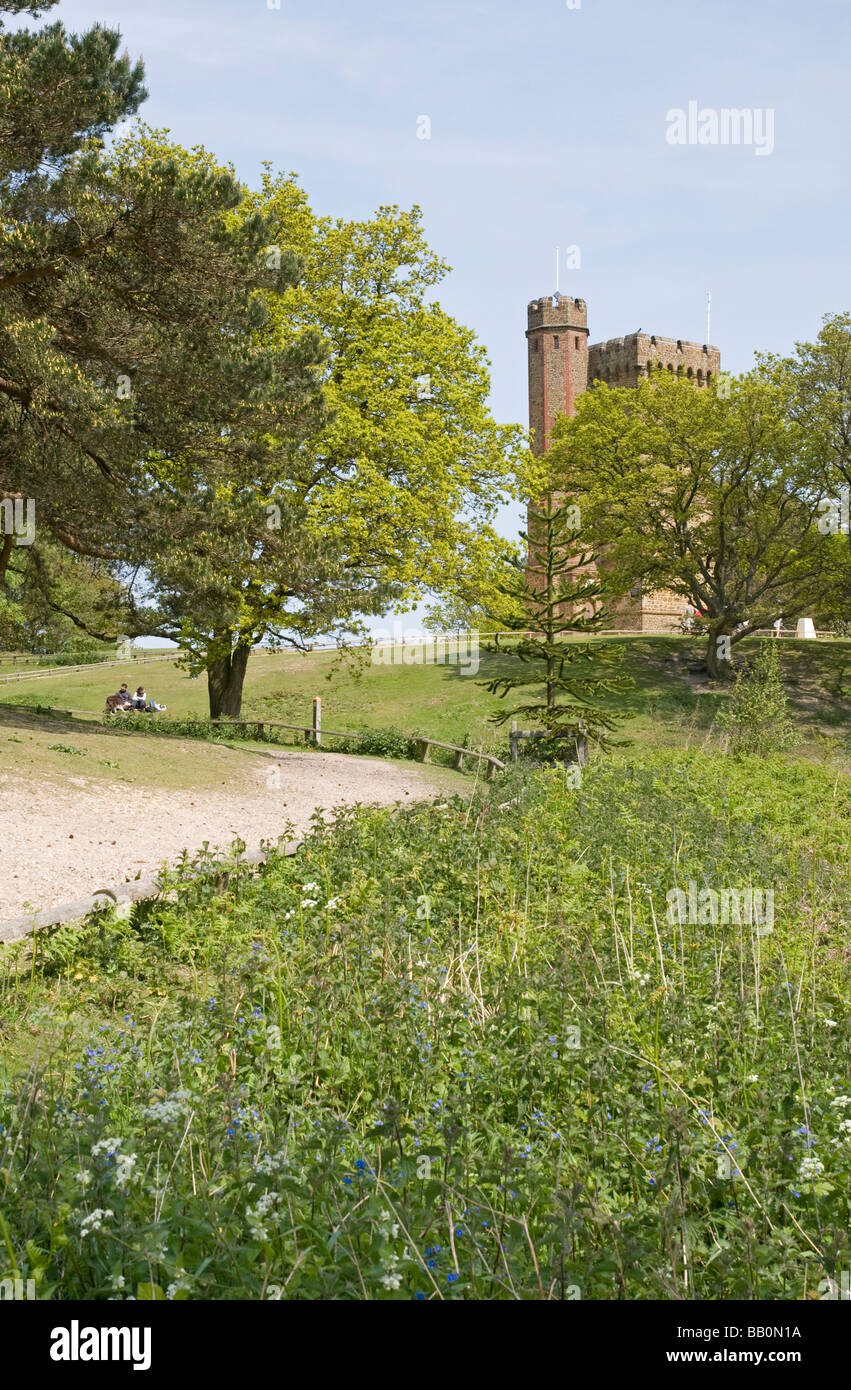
0 749 440 920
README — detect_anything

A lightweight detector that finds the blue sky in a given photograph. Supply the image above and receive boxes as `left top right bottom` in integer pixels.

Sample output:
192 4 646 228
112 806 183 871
46 0 851 634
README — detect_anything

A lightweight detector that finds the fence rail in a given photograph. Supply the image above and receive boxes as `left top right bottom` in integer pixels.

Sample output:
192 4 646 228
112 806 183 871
0 652 177 685
205 719 505 779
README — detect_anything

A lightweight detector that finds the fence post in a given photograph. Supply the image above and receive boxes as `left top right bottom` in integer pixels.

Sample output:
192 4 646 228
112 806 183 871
416 738 430 763
510 719 518 764
313 695 322 746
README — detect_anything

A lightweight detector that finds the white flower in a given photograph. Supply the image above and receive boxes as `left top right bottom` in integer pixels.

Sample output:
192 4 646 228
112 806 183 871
283 910 294 921
830 1095 851 1109
301 898 319 909
91 1137 123 1159
380 1271 402 1290
377 1212 400 1241
301 881 319 892
797 1155 824 1181
253 1151 288 1176
246 1191 281 1241
326 896 343 911
143 1090 196 1124
838 1119 851 1137
75 1169 92 1189
109 1273 126 1291
114 1153 137 1191
166 1269 191 1300
825 1019 838 1028
79 1208 114 1238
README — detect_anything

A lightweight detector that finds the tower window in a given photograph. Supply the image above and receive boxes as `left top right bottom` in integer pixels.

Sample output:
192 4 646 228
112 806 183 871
575 336 580 349
553 336 560 348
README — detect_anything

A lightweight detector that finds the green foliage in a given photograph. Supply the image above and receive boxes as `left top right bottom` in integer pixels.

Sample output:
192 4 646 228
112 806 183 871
481 488 632 756
716 641 798 756
1 748 848 1300
552 368 836 680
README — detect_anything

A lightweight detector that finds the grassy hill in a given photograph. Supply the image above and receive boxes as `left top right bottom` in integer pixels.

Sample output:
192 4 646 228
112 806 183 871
4 634 850 759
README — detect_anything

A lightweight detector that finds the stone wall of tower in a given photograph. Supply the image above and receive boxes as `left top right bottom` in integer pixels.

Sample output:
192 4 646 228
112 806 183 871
588 333 721 389
526 296 589 455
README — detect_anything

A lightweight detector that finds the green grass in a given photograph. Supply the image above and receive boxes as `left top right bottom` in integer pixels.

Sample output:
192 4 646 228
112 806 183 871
1 748 848 1300
4 635 850 761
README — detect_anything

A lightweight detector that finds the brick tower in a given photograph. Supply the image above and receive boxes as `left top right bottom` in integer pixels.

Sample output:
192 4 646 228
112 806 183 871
526 295 721 632
526 294 590 456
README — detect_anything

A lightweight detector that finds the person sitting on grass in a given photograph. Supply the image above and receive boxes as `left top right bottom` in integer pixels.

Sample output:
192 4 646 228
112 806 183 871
105 684 133 713
130 686 167 713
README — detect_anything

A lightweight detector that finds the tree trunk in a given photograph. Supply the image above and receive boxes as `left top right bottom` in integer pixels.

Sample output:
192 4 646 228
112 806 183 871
704 628 735 681
207 640 252 719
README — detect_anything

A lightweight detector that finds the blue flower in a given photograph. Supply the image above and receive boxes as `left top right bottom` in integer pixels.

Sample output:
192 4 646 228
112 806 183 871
447 1272 459 1284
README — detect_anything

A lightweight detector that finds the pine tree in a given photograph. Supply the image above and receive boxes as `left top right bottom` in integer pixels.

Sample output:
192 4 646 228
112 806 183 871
482 489 632 760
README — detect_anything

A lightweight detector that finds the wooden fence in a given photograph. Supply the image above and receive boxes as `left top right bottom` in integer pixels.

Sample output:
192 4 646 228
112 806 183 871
206 718 505 780
0 652 176 685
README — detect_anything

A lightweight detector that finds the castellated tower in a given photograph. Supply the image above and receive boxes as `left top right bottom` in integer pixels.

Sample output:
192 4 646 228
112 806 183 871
526 295 721 632
526 295 590 456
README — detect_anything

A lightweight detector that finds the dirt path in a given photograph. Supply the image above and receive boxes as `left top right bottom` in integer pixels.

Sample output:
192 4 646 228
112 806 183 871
0 749 445 920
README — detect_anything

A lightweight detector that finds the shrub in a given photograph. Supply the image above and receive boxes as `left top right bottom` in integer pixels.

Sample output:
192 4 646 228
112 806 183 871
716 640 797 756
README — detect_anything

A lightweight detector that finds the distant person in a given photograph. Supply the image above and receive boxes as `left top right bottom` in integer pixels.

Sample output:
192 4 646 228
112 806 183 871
682 601 695 633
773 616 783 638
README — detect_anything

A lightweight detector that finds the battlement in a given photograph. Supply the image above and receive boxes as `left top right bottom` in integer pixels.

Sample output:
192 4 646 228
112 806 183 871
527 295 589 334
588 332 720 385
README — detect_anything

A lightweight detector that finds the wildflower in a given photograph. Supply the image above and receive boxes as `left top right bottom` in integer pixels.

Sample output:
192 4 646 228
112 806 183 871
91 1137 123 1159
447 1272 459 1284
114 1153 137 1191
79 1208 114 1238
797 1155 824 1181
75 1170 92 1190
830 1095 851 1109
825 1019 838 1028
381 1271 402 1290
143 1091 196 1124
